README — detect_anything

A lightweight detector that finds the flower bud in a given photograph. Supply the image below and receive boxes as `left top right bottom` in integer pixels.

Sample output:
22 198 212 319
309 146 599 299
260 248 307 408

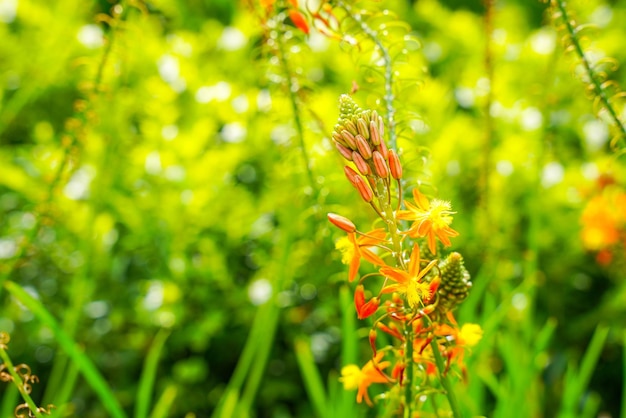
340 130 357 149
334 141 353 160
353 176 373 202
372 151 389 178
327 213 356 233
344 119 358 136
378 116 385 138
332 131 348 147
352 151 370 175
344 166 359 185
369 120 381 145
377 139 389 160
388 149 403 179
355 134 372 159
357 118 370 140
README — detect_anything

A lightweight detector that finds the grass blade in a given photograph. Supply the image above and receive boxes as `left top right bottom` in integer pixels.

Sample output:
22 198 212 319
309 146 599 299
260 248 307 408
4 280 127 418
134 328 170 418
294 336 328 418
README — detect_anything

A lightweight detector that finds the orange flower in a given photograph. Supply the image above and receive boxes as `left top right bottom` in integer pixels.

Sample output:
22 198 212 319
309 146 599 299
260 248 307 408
335 229 387 282
379 245 439 309
397 189 459 254
339 352 391 406
435 312 483 373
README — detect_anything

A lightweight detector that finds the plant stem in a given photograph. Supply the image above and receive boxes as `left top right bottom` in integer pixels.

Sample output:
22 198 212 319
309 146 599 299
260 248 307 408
404 324 414 418
0 346 44 418
553 0 626 148
427 323 463 418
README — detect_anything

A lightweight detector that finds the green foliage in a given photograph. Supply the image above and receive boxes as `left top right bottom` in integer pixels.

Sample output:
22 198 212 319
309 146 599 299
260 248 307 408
1 0 626 417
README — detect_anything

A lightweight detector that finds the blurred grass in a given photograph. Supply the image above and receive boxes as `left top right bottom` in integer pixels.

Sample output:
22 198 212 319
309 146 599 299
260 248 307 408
0 0 626 416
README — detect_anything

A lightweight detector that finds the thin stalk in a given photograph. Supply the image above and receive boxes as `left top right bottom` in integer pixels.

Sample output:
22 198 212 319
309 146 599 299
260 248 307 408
425 318 462 418
553 0 626 147
0 347 43 418
338 1 397 149
275 8 316 194
404 325 414 418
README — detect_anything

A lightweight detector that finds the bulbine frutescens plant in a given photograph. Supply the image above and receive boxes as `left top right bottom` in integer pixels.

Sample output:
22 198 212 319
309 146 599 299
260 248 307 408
327 95 482 417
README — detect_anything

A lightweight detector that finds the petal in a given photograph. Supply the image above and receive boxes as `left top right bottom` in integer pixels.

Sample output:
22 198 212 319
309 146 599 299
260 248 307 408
407 244 421 277
361 248 386 266
380 267 409 284
348 252 361 282
412 188 430 210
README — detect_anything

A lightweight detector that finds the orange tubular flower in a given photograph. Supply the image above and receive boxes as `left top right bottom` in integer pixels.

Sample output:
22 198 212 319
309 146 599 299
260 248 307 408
397 188 459 254
335 229 387 282
339 352 391 406
379 245 439 310
354 285 380 319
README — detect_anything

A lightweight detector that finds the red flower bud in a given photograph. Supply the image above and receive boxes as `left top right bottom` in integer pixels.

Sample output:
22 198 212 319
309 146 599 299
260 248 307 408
369 120 381 145
288 9 310 35
353 176 373 202
357 118 370 140
388 149 402 179
340 130 357 149
372 151 389 178
355 285 379 319
344 165 359 185
355 134 372 159
377 139 388 160
352 151 370 175
334 141 353 160
327 213 356 233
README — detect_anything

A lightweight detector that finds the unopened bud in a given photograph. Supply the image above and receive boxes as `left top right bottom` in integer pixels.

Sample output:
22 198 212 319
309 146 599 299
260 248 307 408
352 151 370 175
355 135 373 159
388 149 403 179
353 176 373 202
327 213 356 233
334 141 353 160
371 110 379 123
332 131 348 147
377 139 389 160
378 116 385 138
369 120 381 145
344 119 358 136
372 151 389 178
357 118 370 140
340 130 357 149
344 166 359 185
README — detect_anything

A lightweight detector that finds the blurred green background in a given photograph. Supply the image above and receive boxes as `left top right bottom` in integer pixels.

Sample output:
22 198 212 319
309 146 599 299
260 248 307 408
1 0 626 417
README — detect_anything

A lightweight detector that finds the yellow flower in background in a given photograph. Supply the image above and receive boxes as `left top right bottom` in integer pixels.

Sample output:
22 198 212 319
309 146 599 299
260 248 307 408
397 188 459 254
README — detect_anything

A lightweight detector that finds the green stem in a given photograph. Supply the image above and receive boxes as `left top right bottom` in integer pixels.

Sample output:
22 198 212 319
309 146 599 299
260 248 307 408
0 345 44 418
428 328 462 418
275 5 316 194
553 0 626 147
338 1 397 149
404 325 414 418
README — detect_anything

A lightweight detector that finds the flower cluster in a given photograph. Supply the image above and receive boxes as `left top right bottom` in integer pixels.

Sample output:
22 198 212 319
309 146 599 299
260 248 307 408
580 175 626 266
328 95 481 414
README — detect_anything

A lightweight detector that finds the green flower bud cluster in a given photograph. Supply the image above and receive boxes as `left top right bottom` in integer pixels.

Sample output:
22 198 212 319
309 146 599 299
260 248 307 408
437 252 472 312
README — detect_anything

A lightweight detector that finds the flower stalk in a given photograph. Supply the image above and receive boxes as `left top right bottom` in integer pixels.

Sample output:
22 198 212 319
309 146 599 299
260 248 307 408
328 95 480 416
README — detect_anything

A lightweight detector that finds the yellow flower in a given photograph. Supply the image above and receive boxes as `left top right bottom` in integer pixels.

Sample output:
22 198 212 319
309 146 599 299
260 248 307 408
379 244 439 309
335 229 387 282
459 323 483 347
339 352 390 406
397 188 459 254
